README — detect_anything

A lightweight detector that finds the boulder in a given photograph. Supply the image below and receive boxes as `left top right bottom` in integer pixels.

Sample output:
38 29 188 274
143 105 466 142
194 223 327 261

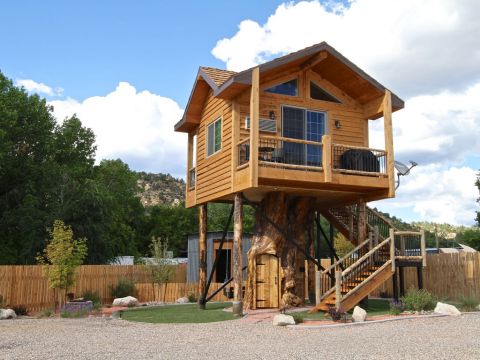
175 296 189 304
273 314 296 326
0 309 17 320
112 296 138 307
352 306 367 322
434 302 461 316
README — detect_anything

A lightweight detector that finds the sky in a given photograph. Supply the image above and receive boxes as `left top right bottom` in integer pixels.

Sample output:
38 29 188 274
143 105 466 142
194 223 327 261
1 0 479 226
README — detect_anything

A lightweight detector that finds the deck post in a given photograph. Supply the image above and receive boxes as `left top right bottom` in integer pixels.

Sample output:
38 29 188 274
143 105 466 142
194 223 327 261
322 134 332 182
383 90 395 198
315 212 321 271
357 199 366 245
232 193 243 316
231 101 240 189
198 204 207 309
420 229 427 267
249 67 260 187
335 268 342 311
390 228 396 273
315 270 321 305
374 225 379 247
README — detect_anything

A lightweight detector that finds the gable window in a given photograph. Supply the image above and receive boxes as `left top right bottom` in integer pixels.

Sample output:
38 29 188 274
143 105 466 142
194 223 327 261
310 81 341 103
206 118 222 157
265 78 298 96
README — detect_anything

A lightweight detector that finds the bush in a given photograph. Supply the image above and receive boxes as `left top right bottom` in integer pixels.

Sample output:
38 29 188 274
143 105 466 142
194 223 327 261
12 305 28 316
61 309 88 318
82 290 102 310
109 279 135 299
389 300 404 315
38 309 54 318
401 289 436 311
327 307 347 322
458 296 480 312
291 312 304 324
187 293 198 303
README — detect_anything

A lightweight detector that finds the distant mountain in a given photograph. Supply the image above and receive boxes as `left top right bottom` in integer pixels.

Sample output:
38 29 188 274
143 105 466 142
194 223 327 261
136 172 185 207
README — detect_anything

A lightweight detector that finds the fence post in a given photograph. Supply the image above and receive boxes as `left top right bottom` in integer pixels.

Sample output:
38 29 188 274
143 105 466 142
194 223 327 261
335 267 342 311
390 228 396 273
420 229 427 268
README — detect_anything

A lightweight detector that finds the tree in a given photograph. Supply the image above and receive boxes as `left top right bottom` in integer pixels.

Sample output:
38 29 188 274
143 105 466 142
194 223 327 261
37 220 88 308
456 229 480 250
334 233 354 258
148 237 174 302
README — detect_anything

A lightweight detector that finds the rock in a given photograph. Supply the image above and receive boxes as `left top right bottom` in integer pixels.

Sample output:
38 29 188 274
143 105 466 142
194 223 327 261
434 302 461 316
112 296 138 307
352 306 367 322
175 296 189 304
0 309 17 320
273 314 296 326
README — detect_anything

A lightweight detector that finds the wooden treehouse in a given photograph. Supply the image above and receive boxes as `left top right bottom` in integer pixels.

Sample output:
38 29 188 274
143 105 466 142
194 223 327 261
174 42 426 315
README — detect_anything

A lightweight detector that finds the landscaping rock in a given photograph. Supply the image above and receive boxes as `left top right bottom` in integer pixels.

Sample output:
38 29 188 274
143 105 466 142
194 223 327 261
273 314 296 326
0 309 17 320
112 296 138 307
352 306 367 322
434 302 461 316
175 296 189 304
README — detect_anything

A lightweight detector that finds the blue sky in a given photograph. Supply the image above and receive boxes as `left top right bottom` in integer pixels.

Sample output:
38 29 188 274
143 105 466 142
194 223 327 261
1 0 479 225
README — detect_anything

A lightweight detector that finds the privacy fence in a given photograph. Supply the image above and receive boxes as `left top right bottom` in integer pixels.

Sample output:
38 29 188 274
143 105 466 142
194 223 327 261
1 253 479 312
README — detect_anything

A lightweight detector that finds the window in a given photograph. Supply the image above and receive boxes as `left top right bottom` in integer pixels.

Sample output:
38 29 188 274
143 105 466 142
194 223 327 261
265 78 298 96
206 118 222 157
310 81 341 103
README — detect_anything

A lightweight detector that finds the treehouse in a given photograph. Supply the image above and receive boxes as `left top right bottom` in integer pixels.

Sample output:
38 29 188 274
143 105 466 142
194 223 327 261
175 42 426 315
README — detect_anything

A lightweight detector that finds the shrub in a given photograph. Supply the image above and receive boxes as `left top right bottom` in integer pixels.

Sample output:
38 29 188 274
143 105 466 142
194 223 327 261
61 309 88 318
327 307 346 322
389 300 404 315
109 279 135 299
60 311 71 318
187 293 198 303
291 312 304 324
401 289 436 311
458 296 480 312
82 290 102 310
38 309 54 318
12 305 28 316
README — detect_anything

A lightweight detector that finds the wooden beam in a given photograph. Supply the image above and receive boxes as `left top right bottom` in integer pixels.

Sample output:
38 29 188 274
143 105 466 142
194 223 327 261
249 67 260 187
363 96 384 119
357 199 366 245
232 193 243 316
322 134 332 182
421 230 427 267
198 204 207 309
187 132 193 189
301 51 328 70
231 100 240 191
390 228 396 272
383 90 395 198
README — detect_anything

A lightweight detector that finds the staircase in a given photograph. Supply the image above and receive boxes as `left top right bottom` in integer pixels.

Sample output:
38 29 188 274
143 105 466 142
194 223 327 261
311 205 425 313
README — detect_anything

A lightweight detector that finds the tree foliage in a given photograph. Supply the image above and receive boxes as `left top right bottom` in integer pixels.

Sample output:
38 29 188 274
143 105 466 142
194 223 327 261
148 237 174 301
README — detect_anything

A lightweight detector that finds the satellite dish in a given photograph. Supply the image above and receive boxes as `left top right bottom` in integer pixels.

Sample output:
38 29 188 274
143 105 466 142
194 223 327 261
394 160 418 189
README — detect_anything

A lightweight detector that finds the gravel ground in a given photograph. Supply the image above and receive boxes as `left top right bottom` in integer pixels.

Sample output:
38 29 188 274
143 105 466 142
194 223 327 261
1 314 479 360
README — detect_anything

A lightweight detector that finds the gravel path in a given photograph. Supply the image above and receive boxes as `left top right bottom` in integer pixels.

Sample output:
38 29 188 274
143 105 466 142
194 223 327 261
1 314 479 360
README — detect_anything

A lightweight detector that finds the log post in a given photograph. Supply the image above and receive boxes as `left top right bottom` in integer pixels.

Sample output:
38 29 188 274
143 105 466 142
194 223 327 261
232 193 243 316
383 90 395 198
315 270 321 305
198 204 207 309
322 134 332 182
335 268 342 310
420 229 427 268
390 228 396 273
357 199 366 245
249 67 260 187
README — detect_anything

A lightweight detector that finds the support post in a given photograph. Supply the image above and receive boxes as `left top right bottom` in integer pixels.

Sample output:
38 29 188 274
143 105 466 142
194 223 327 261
390 228 396 273
322 134 332 182
232 193 243 316
417 266 424 290
399 267 405 297
231 101 240 189
420 229 427 267
335 268 342 311
249 67 259 187
315 212 321 271
330 223 335 287
349 211 354 243
374 225 379 247
187 132 194 188
315 270 321 305
392 271 399 301
357 200 366 245
198 204 207 309
383 90 395 198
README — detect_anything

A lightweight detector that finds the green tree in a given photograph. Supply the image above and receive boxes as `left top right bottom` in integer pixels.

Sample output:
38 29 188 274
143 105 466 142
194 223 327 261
456 229 480 250
333 233 354 257
148 237 174 302
37 220 88 308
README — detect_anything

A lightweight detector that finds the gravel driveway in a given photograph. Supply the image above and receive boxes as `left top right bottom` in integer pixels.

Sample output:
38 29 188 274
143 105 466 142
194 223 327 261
1 314 479 360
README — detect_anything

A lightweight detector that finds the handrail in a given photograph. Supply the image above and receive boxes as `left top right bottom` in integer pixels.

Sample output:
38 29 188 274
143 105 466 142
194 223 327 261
331 142 387 154
260 134 323 146
342 237 391 277
322 237 371 275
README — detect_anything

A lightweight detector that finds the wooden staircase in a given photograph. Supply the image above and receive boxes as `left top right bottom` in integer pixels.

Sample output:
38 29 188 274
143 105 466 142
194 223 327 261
311 205 426 313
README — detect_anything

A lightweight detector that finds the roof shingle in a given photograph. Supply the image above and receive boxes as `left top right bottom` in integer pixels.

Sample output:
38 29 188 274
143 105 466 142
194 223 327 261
200 67 236 87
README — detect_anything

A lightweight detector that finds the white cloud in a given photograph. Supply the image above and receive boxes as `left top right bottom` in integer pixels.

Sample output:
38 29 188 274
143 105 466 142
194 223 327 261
49 82 185 177
212 0 480 97
373 165 478 225
16 79 63 96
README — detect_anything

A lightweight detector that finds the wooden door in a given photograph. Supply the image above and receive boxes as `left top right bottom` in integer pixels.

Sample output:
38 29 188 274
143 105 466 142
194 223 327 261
255 254 280 308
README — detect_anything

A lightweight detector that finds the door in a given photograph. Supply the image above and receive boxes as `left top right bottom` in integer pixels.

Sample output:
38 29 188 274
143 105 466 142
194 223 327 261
282 106 326 166
255 254 280 308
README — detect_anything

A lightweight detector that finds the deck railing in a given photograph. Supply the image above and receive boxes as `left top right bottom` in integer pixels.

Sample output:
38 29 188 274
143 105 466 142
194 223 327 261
332 143 387 175
188 167 196 188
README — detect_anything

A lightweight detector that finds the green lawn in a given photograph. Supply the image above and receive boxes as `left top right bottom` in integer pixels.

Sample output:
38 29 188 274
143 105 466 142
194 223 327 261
293 298 391 321
121 302 237 324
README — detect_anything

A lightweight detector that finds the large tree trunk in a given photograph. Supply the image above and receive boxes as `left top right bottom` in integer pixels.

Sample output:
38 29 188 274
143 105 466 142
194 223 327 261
245 192 315 309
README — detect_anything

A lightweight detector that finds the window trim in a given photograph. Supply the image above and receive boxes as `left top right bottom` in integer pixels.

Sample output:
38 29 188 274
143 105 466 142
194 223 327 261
206 116 222 158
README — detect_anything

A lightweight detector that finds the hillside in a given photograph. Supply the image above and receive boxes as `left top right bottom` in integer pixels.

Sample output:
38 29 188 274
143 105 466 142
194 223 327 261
137 172 185 207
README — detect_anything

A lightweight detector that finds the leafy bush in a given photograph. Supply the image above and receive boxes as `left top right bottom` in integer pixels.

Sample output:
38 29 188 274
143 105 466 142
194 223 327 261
12 305 28 316
389 300 404 315
401 289 436 311
187 293 198 303
109 279 135 299
291 312 304 324
458 296 480 312
82 290 102 310
38 309 54 318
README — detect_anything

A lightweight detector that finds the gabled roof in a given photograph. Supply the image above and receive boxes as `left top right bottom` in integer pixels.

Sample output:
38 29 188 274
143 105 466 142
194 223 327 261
175 41 404 132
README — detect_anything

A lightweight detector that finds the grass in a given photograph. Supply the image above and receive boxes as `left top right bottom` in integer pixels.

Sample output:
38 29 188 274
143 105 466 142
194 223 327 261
292 298 391 322
121 302 237 324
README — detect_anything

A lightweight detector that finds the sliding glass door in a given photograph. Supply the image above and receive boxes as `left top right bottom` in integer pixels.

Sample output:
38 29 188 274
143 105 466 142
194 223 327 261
282 106 325 166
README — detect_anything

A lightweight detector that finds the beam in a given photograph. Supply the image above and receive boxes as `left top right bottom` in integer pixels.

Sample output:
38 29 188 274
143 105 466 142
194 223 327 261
231 100 240 191
383 90 395 198
232 193 243 316
249 67 260 187
187 132 194 189
301 50 328 70
198 204 208 309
